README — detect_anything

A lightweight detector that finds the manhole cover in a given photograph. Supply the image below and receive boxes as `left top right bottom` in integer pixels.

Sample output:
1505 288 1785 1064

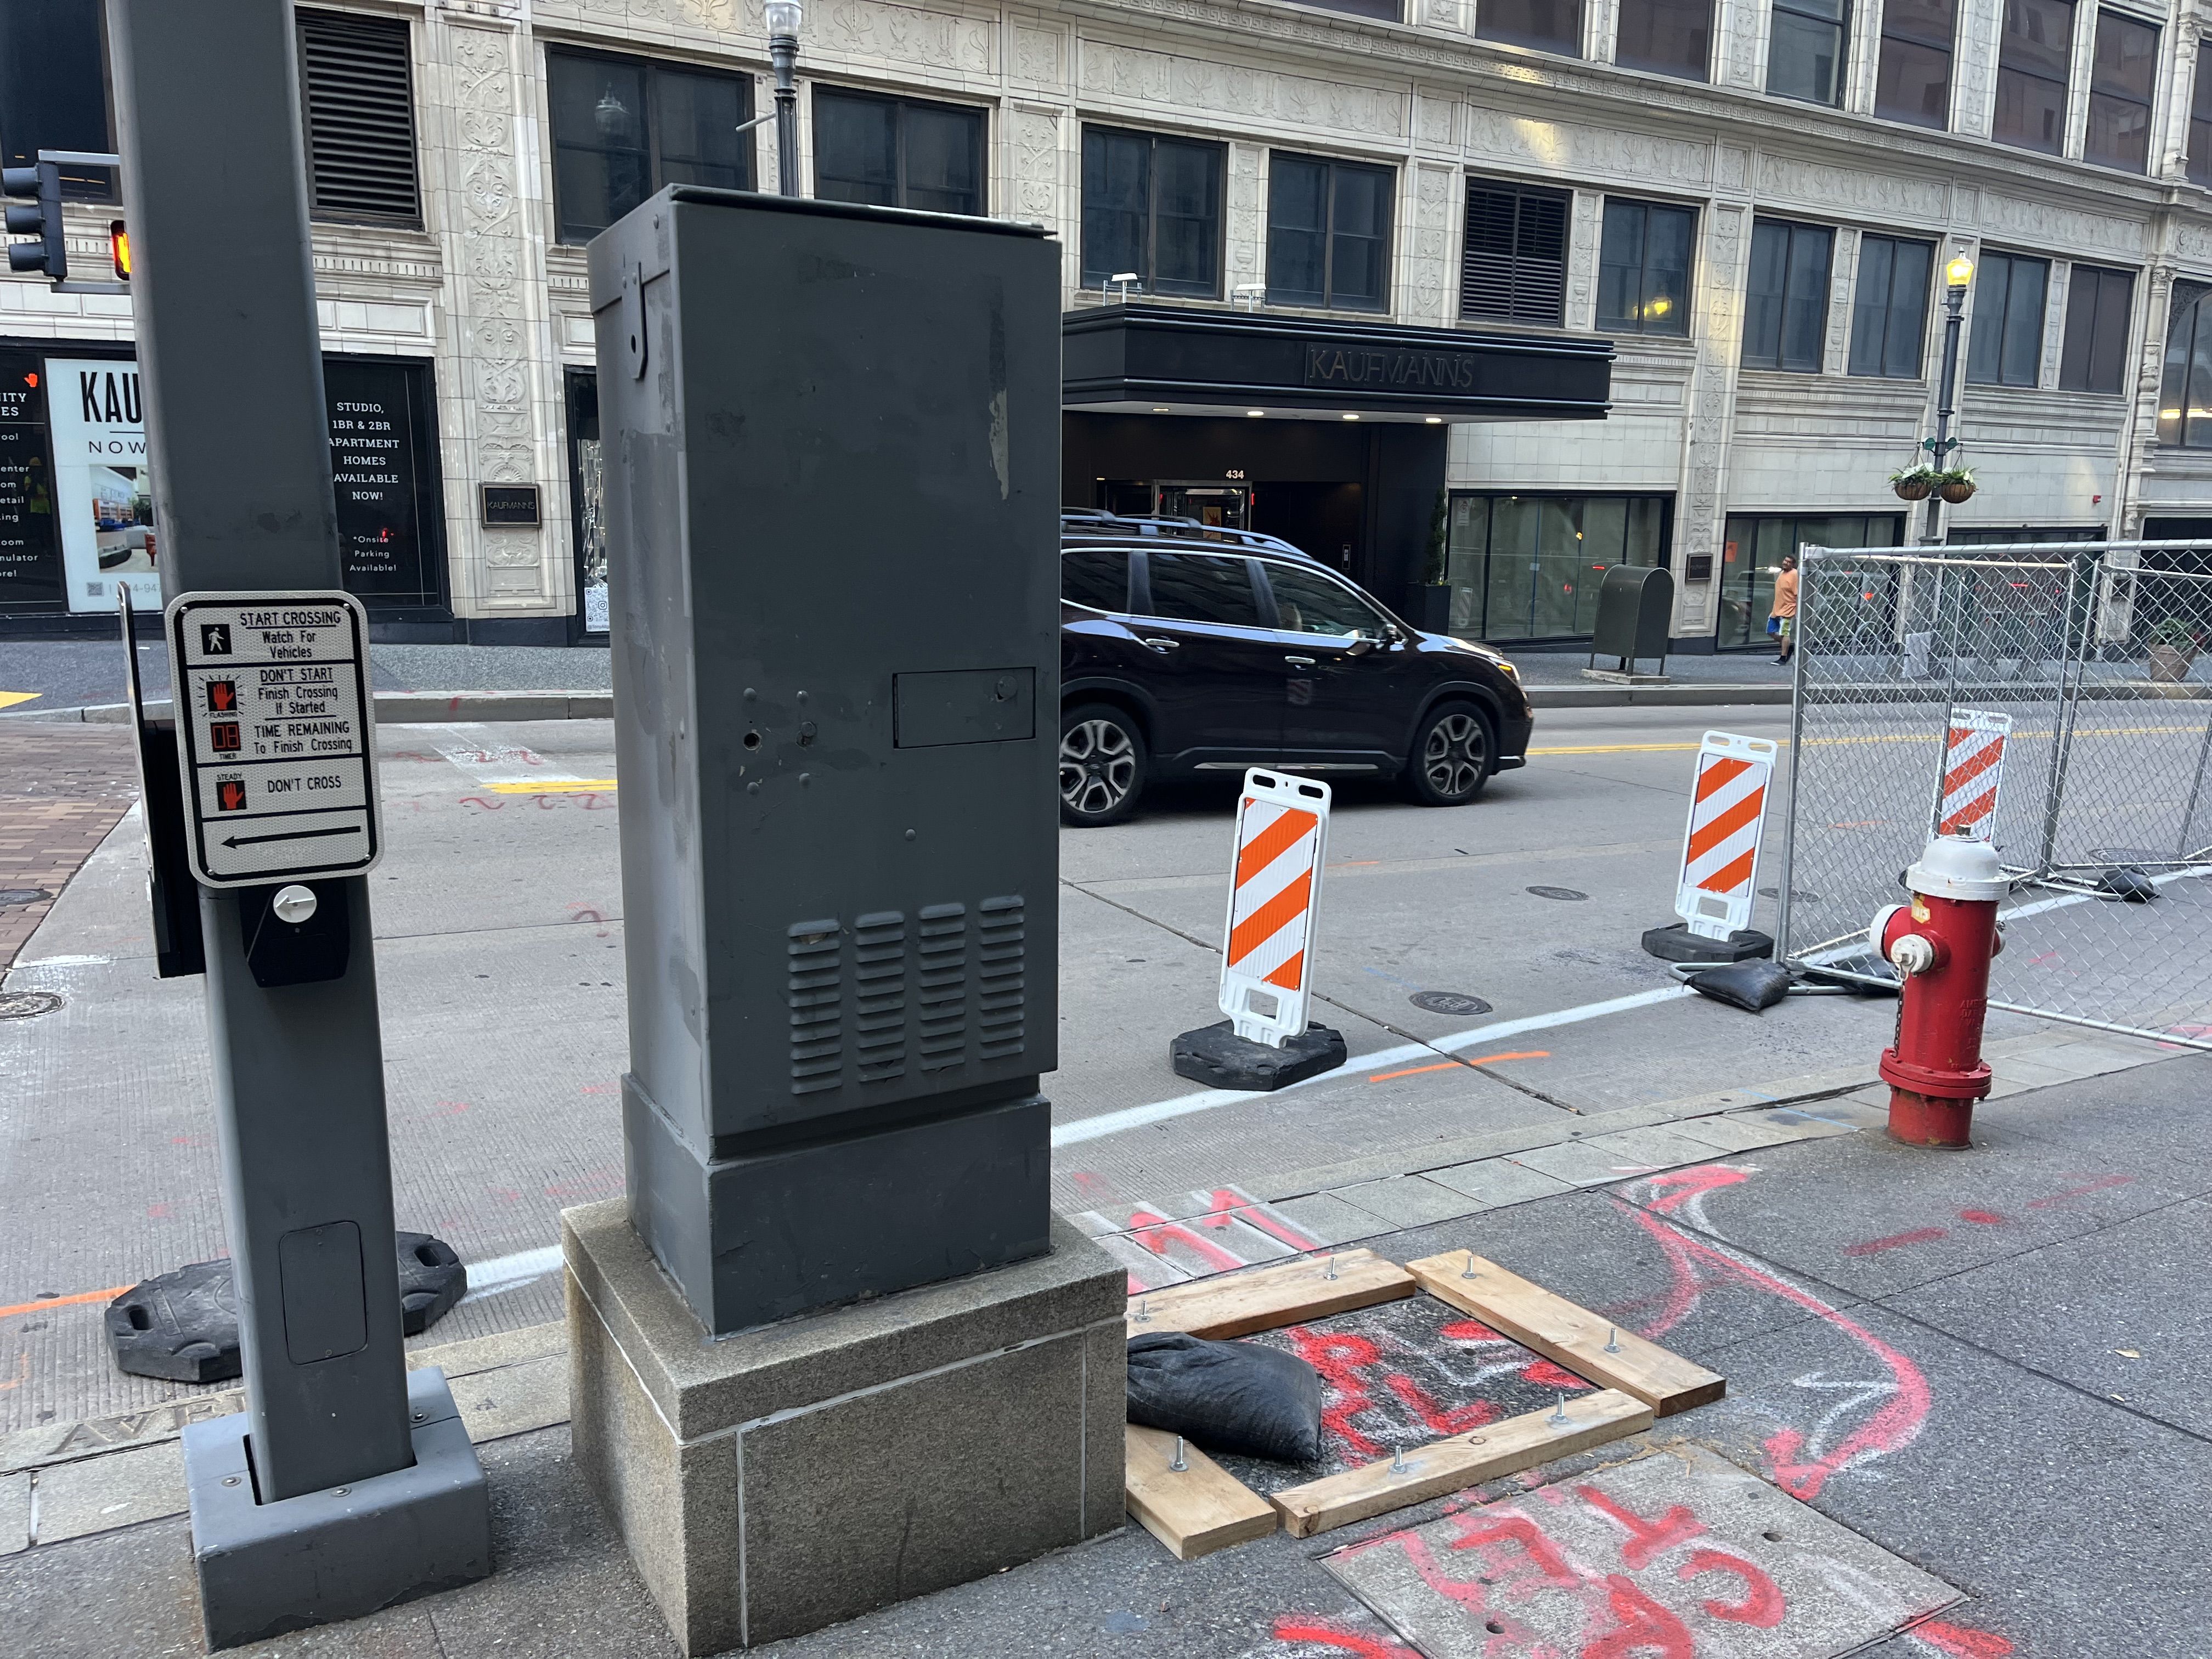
1525 885 1587 901
0 888 50 908
1409 990 1492 1018
1757 887 1821 901
0 991 63 1020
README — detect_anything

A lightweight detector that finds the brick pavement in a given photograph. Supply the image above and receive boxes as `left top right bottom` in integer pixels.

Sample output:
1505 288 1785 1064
0 723 139 972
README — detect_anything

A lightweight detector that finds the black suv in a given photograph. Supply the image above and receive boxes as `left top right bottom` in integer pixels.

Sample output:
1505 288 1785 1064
1059 512 1531 826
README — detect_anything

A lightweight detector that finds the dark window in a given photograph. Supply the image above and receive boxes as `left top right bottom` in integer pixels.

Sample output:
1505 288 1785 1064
548 50 750 245
2085 10 2157 172
324 356 447 612
1768 0 1848 104
1081 127 1224 298
1966 253 2049 386
1597 199 1694 335
1616 0 1713 77
1142 551 1262 625
1062 549 1131 612
0 0 113 200
2160 283 2212 447
297 10 420 227
1462 180 1570 326
1267 154 1392 311
2059 264 2134 393
813 88 985 216
1848 236 1933 377
1265 562 1394 637
1477 0 1583 54
2191 43 2212 187
1717 514 1901 648
566 370 608 634
1994 0 2074 153
1442 494 1669 641
1742 219 1832 373
1876 0 1956 126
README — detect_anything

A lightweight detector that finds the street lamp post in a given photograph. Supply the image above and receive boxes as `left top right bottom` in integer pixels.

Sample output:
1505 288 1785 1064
766 0 802 197
1922 252 1974 545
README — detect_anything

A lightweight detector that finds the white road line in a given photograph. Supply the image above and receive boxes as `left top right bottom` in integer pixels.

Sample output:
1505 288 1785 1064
1048 984 1697 1148
423 724 583 788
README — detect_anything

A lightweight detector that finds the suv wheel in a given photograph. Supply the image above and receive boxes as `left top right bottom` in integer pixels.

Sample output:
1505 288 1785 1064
1059 704 1146 826
1403 704 1493 807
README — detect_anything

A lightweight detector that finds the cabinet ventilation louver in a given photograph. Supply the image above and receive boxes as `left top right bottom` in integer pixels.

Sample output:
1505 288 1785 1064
1460 182 1568 328
786 920 844 1094
297 10 422 227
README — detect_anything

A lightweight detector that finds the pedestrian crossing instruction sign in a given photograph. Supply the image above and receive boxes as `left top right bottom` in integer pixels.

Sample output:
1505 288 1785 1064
165 590 382 887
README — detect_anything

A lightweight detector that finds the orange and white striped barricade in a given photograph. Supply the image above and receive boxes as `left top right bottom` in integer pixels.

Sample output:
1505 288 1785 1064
1170 769 1348 1090
1931 709 2012 842
1644 732 1779 963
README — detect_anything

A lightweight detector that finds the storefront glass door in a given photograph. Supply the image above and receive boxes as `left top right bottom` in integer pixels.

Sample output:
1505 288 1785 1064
1716 514 1904 648
1444 492 1668 641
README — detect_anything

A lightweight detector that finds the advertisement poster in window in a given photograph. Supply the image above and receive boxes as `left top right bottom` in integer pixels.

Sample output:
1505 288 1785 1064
324 357 443 609
48 357 160 614
0 351 64 611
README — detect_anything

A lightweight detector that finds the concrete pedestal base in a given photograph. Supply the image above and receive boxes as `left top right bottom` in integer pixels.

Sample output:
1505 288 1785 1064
562 1199 1126 1653
182 1367 492 1651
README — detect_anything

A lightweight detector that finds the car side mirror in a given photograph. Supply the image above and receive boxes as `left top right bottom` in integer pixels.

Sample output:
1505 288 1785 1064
1346 635 1379 658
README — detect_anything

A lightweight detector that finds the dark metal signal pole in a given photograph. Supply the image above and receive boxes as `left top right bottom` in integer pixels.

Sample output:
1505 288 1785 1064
768 0 803 196
1922 254 1974 546
108 0 486 1643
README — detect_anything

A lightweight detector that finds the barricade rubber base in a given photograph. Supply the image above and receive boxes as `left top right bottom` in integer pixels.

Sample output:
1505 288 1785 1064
1171 1021 1348 1092
1640 923 1774 964
106 1232 469 1383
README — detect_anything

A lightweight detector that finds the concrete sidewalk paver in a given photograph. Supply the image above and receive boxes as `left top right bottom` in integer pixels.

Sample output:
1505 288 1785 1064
0 721 137 972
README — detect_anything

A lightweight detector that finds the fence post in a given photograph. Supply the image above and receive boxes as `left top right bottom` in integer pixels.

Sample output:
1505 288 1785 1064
2032 546 2101 877
1774 546 1821 961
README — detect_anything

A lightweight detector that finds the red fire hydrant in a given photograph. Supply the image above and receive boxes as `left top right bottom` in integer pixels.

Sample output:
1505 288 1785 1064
1871 837 2008 1148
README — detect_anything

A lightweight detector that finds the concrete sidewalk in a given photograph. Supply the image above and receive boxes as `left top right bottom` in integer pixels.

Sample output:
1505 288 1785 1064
4 1053 2206 1657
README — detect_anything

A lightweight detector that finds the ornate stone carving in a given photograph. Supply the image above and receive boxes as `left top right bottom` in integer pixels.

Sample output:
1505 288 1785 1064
2175 222 2212 274
1826 227 1857 375
1228 143 1265 291
1402 162 1455 323
1756 154 1946 219
1719 0 1764 91
1008 106 1060 224
1464 108 1711 185
823 0 991 71
1977 191 2146 258
1013 24 1063 85
1950 0 2001 139
564 0 747 31
1675 202 1750 632
1414 89 1455 148
1079 40 1405 137
1568 189 1600 330
1714 144 1750 192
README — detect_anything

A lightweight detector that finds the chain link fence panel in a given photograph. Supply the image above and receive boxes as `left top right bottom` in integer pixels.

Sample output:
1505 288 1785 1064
1776 540 2212 1051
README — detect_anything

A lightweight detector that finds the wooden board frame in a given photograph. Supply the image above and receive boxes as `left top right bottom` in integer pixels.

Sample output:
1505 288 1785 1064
1121 1244 1723 1553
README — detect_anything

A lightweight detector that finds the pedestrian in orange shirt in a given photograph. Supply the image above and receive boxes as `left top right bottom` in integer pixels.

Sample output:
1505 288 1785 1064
1769 554 1799 666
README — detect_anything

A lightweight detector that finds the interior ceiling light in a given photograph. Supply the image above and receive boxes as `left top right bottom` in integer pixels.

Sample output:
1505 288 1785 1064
1152 405 1171 413
1424 416 1443 424
1246 409 1266 417
1341 413 1360 421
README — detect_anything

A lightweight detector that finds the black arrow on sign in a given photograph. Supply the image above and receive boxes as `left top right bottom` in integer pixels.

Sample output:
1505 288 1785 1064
221 825 361 849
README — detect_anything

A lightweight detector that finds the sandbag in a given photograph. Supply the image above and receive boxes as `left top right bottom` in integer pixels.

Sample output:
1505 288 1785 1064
1688 959 1795 1012
1126 1331 1324 1462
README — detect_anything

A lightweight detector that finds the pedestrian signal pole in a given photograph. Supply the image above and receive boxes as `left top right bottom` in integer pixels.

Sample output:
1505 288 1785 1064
106 0 487 1646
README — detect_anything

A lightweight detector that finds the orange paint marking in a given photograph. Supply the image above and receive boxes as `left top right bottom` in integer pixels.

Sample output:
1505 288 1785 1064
0 1284 132 1322
1367 1049 1550 1082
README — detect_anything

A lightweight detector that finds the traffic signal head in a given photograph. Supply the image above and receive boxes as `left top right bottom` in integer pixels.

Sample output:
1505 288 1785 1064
109 219 128 281
2 161 67 280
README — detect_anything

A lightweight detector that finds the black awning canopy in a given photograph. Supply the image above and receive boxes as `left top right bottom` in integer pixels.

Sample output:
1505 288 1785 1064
1062 303 1612 424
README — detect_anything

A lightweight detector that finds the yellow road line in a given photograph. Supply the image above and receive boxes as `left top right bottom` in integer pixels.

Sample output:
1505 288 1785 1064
0 691 40 710
484 778 618 794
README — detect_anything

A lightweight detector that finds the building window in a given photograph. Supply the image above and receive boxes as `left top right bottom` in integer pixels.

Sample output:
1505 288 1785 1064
1994 0 2074 153
1266 154 1392 312
1597 200 1694 336
1718 514 1902 648
1966 253 2049 386
565 372 609 636
547 50 751 245
2058 265 2133 393
1477 0 1583 55
1443 493 1669 641
1081 127 1224 298
1768 0 1848 105
297 10 420 227
813 88 985 216
1462 180 1570 326
2186 47 2212 186
2161 283 2212 446
1876 0 1956 126
0 0 114 200
2085 10 2158 172
1742 219 1832 373
1848 236 1933 377
1616 0 1713 78
324 356 448 613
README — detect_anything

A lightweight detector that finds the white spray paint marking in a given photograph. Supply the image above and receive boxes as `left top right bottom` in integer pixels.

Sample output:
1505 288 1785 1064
1049 984 1696 1147
424 724 583 788
459 1243 564 1304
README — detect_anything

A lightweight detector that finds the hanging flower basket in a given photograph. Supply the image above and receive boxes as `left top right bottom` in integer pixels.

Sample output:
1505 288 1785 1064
1936 469 1977 504
1889 466 1938 501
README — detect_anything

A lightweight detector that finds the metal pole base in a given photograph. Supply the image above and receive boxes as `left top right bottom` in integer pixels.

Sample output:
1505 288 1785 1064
1884 1087 1976 1149
182 1367 492 1651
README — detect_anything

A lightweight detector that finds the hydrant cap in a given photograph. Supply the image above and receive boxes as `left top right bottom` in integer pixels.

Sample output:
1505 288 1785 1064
1907 836 2009 902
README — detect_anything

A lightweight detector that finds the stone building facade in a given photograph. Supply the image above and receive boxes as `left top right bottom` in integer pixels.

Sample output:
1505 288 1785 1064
5 0 2212 648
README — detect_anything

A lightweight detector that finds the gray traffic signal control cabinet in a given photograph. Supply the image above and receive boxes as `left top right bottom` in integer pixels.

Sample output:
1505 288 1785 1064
589 189 1062 1335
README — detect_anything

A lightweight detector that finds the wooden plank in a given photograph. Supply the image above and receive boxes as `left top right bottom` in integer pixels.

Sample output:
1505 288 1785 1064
1126 1248 1414 1339
1269 1389 1653 1539
1407 1251 1725 1417
1124 1425 1278 1559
